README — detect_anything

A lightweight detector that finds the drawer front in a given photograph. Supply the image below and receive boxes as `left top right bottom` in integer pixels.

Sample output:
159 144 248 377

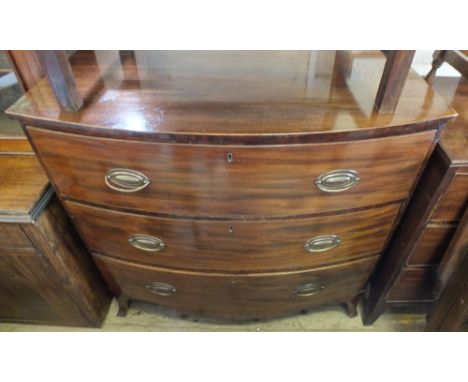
67 201 399 272
387 267 436 302
28 127 434 217
407 225 457 266
93 254 376 319
0 224 32 248
431 173 468 222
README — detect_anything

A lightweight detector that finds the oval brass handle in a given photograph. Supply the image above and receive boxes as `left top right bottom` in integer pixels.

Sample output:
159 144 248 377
105 168 151 193
129 234 165 252
304 235 342 253
315 169 360 193
294 283 325 297
146 282 176 296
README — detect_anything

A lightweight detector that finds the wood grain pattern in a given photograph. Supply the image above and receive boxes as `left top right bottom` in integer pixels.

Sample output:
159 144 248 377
431 173 468 222
28 127 435 218
0 138 33 153
363 144 449 324
66 200 400 272
407 224 457 266
93 253 376 320
1 193 111 327
8 51 456 321
386 267 436 302
0 154 111 327
0 224 32 248
364 76 468 324
21 196 111 326
0 154 49 219
0 247 81 325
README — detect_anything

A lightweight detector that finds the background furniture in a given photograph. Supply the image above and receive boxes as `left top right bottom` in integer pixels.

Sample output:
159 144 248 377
7 50 455 320
426 208 468 331
364 65 468 325
425 50 468 84
0 150 110 326
0 51 111 326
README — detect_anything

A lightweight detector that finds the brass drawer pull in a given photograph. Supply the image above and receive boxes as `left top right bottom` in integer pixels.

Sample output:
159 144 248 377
294 283 325 297
129 234 165 252
105 168 151 192
304 235 342 252
315 169 360 193
146 282 176 296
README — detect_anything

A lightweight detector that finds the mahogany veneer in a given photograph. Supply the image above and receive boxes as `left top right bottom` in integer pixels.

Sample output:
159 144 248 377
364 75 467 325
7 51 456 320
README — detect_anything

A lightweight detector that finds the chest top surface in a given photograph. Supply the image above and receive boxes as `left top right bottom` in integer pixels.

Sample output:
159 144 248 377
7 51 456 143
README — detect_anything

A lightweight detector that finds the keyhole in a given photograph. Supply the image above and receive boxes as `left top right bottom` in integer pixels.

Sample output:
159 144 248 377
227 153 234 163
229 225 234 233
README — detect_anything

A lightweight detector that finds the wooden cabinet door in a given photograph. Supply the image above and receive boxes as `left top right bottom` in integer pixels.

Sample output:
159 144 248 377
0 248 88 325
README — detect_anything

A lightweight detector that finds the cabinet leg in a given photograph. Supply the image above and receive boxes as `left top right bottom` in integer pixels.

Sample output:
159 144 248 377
116 294 130 317
345 294 361 318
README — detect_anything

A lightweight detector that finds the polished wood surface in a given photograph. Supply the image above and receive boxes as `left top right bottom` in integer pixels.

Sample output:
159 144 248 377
9 51 456 321
0 138 33 153
386 268 436 302
94 253 376 320
67 200 398 272
407 224 457 266
363 141 453 323
364 75 468 325
0 154 49 220
28 127 435 217
431 173 468 222
7 51 456 143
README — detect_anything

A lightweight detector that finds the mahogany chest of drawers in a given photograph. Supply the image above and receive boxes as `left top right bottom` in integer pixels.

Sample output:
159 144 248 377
7 51 456 320
364 75 467 324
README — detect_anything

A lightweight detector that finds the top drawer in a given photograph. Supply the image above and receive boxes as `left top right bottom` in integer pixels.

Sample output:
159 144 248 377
27 127 435 217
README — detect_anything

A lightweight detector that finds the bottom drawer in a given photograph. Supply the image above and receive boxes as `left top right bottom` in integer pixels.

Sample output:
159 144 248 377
93 254 376 320
387 267 437 302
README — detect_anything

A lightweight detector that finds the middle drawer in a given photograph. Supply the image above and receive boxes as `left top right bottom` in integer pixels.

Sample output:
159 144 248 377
66 201 400 272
